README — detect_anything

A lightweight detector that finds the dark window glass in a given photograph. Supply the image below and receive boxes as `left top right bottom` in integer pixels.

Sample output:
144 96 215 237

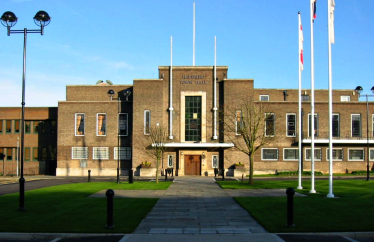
332 114 340 137
352 114 361 137
287 114 296 137
185 96 201 141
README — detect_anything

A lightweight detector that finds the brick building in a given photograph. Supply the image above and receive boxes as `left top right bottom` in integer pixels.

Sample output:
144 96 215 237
0 107 57 176
55 65 374 177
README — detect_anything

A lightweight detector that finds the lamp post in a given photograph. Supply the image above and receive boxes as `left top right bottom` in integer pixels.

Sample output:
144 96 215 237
355 86 374 181
1 10 51 211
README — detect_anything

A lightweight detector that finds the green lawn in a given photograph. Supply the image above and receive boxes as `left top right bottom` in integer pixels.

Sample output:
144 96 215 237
0 181 171 233
217 179 374 233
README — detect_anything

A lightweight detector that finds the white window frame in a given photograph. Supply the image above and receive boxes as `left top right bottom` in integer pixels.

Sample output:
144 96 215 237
71 147 88 159
348 148 364 161
212 155 219 168
144 110 151 135
286 113 296 137
167 155 174 167
235 110 243 135
369 148 374 161
283 148 299 161
265 113 275 137
93 147 109 160
351 114 361 138
96 113 107 136
75 113 85 136
118 113 128 136
259 95 269 101
261 148 278 161
308 113 319 137
340 95 350 102
326 148 343 161
305 148 322 161
114 147 131 160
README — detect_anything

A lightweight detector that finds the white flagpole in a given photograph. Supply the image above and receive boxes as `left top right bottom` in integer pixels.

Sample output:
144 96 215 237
193 1 195 66
310 0 316 194
327 0 335 198
297 12 303 190
213 36 218 140
169 36 174 139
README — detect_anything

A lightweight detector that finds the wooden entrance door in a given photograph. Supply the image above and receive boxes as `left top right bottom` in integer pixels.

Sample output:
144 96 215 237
184 155 201 175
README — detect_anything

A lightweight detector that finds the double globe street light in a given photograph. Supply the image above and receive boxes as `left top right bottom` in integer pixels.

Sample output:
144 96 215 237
1 10 51 211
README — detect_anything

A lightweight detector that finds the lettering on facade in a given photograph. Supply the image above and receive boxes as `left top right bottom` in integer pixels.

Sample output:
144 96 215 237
179 80 207 85
182 75 204 79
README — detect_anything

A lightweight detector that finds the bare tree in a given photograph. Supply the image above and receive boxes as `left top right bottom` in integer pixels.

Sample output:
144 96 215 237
221 98 277 185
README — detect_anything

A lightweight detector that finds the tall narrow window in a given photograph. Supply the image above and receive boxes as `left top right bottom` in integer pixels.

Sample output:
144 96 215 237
97 114 107 136
308 114 319 137
6 148 13 161
351 114 361 137
0 148 4 160
265 113 275 136
332 114 340 138
25 148 30 161
6 120 12 133
33 121 40 134
119 113 128 136
0 120 3 133
185 96 202 141
212 155 218 168
236 110 243 135
14 120 20 133
144 110 151 135
286 114 296 137
25 121 31 133
75 114 85 136
33 147 39 161
168 155 173 167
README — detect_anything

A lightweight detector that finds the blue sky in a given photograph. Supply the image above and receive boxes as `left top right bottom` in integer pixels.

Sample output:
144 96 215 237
1 0 373 107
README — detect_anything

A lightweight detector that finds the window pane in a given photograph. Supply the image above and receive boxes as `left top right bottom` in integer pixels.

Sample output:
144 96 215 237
97 114 106 136
284 149 298 160
262 149 278 160
236 110 243 134
72 147 88 159
76 114 85 135
185 96 202 141
260 95 269 101
332 114 340 137
212 155 218 168
349 149 364 160
93 147 109 159
14 120 20 133
287 114 296 136
25 148 30 161
7 148 13 161
33 148 39 161
265 113 275 136
306 148 322 160
0 148 4 160
25 121 31 133
6 120 12 133
144 110 151 134
0 120 2 133
308 114 318 137
33 121 40 134
352 115 361 137
119 113 128 136
168 155 173 167
327 148 343 160
114 147 131 160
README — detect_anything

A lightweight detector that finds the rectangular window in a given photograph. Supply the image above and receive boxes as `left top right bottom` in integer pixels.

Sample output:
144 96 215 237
212 155 218 168
6 148 13 161
332 114 340 138
286 114 296 137
75 113 85 136
114 147 131 160
33 147 38 161
340 95 350 102
168 155 173 167
308 114 319 137
144 110 151 135
6 120 12 133
301 95 310 101
348 149 364 161
72 147 88 159
351 114 361 137
41 147 48 160
327 148 343 161
261 148 278 160
93 147 109 160
305 148 322 161
283 148 299 160
235 110 243 135
260 95 269 101
119 113 128 136
25 148 30 161
0 120 3 133
33 121 40 134
25 121 31 133
265 113 275 136
370 149 374 161
14 120 20 133
0 148 4 160
97 114 107 136
185 96 202 141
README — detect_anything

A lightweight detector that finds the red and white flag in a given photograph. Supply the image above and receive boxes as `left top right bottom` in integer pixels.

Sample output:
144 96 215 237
299 12 304 71
312 0 317 22
329 0 335 44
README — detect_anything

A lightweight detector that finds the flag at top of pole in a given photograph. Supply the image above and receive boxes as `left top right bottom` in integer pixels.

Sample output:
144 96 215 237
329 0 335 44
299 12 304 71
312 0 317 22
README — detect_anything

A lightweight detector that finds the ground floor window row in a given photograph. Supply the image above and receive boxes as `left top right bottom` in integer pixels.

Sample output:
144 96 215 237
0 147 55 161
262 147 374 161
71 147 132 160
0 120 56 134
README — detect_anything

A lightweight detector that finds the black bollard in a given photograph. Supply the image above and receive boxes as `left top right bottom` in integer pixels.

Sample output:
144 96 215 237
286 187 295 227
88 170 91 183
222 168 225 181
106 189 115 229
214 168 218 177
129 169 133 184
165 169 168 182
